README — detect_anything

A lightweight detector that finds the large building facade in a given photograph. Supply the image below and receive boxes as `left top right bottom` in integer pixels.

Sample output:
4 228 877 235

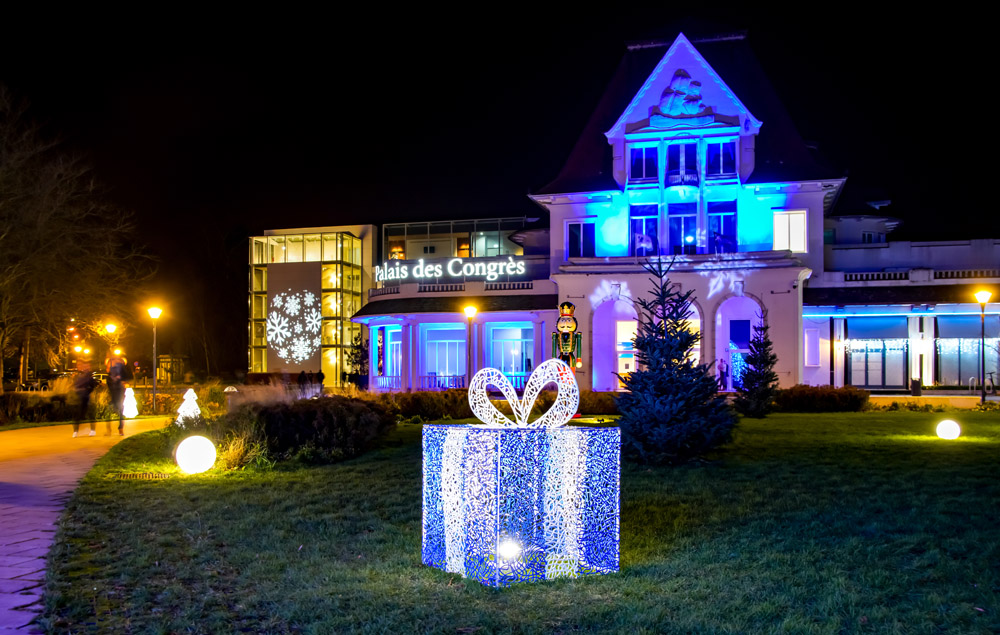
253 32 999 393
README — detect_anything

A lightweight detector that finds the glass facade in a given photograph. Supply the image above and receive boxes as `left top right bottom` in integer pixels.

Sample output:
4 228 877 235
249 232 363 386
382 217 527 262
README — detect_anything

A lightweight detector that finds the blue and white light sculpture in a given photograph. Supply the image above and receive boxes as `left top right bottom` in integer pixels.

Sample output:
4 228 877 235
422 359 620 587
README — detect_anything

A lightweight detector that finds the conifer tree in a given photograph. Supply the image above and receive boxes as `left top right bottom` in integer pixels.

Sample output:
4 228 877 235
734 311 779 418
615 259 736 465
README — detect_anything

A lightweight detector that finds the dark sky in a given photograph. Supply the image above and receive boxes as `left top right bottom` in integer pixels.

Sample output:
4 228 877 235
0 10 991 371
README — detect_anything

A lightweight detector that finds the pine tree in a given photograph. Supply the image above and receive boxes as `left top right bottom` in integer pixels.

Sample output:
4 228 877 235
615 259 737 465
734 311 779 418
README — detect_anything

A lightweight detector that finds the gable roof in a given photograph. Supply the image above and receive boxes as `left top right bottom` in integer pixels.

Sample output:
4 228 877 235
536 30 839 196
605 32 761 139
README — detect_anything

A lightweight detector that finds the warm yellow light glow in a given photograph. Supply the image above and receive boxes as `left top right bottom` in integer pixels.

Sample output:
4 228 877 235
73 346 82 353
83 348 91 355
936 420 961 440
175 436 217 474
464 305 478 319
974 290 992 305
148 306 162 320
105 323 117 333
498 538 522 561
114 348 122 355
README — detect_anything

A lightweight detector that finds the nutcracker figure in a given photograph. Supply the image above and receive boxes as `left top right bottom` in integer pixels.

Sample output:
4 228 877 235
552 301 583 367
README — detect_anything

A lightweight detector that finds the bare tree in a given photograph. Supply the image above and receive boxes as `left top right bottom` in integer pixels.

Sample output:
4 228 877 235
0 88 154 391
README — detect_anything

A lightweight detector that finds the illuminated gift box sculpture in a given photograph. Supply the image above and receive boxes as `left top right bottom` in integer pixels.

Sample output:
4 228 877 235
422 359 620 587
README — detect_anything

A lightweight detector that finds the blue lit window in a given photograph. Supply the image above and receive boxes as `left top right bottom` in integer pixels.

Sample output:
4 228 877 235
629 205 659 257
567 222 596 258
708 201 737 254
667 143 698 186
706 141 736 177
629 146 658 182
486 322 534 385
668 203 697 255
421 324 466 389
861 231 884 244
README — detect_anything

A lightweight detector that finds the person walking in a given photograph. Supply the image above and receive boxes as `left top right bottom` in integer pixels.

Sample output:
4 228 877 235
106 352 128 435
72 360 98 437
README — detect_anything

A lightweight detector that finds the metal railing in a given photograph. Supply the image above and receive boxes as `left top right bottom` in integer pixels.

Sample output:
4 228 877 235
418 375 466 390
369 286 400 299
418 283 465 293
374 375 401 390
843 271 909 282
484 281 533 291
935 269 1000 279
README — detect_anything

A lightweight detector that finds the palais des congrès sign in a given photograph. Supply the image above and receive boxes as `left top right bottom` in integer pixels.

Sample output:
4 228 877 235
374 257 526 283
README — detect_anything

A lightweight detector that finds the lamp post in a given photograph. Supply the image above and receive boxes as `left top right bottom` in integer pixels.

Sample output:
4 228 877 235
974 291 992 404
148 307 162 413
464 305 477 388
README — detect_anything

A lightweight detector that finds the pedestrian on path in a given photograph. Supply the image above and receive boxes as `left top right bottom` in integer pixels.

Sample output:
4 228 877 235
71 361 97 438
105 352 129 436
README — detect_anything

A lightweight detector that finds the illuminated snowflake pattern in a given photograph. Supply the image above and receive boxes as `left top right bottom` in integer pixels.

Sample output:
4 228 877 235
268 288 322 365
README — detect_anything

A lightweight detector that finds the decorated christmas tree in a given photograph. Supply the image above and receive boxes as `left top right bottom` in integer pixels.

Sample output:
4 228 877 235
734 312 779 418
176 388 202 428
615 258 736 465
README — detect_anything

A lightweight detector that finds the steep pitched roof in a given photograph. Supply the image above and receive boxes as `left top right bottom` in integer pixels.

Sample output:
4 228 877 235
536 30 838 196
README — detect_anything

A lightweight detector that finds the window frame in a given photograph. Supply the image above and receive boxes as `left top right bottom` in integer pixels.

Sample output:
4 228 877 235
773 209 808 253
566 220 597 259
666 142 698 186
705 139 737 178
627 144 659 183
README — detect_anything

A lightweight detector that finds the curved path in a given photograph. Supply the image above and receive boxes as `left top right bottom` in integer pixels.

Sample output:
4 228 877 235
0 418 170 632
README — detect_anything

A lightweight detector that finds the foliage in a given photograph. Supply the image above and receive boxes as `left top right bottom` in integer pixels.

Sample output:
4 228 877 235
0 88 154 391
373 389 473 421
213 395 395 464
535 389 620 416
774 384 870 412
346 332 369 376
615 258 736 464
734 311 779 418
39 412 1000 633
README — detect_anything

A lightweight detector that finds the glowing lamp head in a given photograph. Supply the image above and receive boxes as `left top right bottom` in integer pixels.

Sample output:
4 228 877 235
74 346 82 353
175 436 217 474
575 360 583 368
497 538 522 561
148 307 162 320
974 290 992 305
114 348 122 356
104 323 117 333
464 305 477 319
936 420 961 440
685 235 694 243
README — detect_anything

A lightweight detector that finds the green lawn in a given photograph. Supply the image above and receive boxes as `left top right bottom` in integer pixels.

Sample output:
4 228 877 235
39 412 1000 634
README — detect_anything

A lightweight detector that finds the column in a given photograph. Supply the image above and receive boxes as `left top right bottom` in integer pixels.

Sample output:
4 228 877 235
532 317 544 372
402 322 413 391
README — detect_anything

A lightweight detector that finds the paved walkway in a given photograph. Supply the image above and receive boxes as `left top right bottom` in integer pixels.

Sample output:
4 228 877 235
0 418 170 632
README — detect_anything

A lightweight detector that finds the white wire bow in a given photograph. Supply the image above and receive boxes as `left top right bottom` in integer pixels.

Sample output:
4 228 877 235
467 358 580 428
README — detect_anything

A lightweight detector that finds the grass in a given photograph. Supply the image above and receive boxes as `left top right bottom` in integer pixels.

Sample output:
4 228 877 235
39 412 1000 634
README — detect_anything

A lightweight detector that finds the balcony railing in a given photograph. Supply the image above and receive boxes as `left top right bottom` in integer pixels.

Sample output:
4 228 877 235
484 281 533 291
844 271 909 282
369 286 400 299
418 375 466 390
374 375 400 390
934 269 1000 279
418 283 465 293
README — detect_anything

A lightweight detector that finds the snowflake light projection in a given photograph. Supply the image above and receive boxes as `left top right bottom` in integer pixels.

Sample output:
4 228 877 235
266 289 321 365
423 359 620 587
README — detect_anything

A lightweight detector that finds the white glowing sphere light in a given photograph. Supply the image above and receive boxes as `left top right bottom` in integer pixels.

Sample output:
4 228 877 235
936 420 961 440
176 436 217 474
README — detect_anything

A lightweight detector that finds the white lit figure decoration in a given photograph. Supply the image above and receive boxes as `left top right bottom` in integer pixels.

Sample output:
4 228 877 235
122 387 139 419
423 358 620 587
266 289 322 365
175 388 201 428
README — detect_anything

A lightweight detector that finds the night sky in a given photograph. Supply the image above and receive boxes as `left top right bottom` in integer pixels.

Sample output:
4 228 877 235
0 11 991 374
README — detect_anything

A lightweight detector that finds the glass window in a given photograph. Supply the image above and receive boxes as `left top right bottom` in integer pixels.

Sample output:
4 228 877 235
285 235 303 263
304 234 322 261
252 238 267 264
668 203 697 255
629 205 658 257
385 327 402 377
706 141 736 177
804 328 820 366
667 143 698 185
487 323 534 377
616 320 637 389
251 267 266 292
708 201 737 254
422 325 467 381
773 210 807 253
824 228 836 244
629 146 658 181
267 236 286 263
567 222 596 258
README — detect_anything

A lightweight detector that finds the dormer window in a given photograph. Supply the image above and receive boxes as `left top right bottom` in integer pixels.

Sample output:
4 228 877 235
706 141 736 178
629 146 658 182
667 143 698 186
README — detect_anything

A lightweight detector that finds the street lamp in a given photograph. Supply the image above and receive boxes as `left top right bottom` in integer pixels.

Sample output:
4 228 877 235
148 307 162 413
464 305 477 388
974 291 992 404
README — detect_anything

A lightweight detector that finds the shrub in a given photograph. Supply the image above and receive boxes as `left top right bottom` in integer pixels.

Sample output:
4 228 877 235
213 395 394 464
773 384 870 412
534 390 620 417
375 389 473 421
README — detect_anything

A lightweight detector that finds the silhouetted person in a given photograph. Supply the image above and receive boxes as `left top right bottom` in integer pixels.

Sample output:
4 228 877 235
72 361 97 437
297 370 308 397
106 353 128 435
